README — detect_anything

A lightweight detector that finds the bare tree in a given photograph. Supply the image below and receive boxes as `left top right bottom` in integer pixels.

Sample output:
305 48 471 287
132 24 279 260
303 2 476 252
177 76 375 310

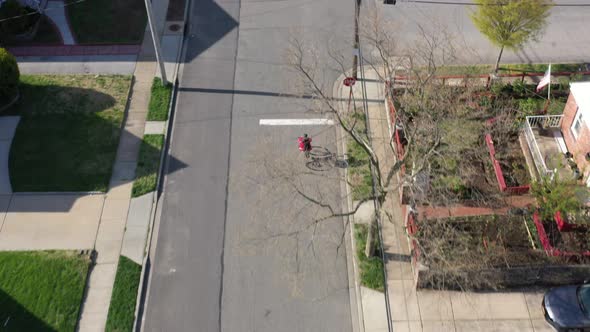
278 11 471 260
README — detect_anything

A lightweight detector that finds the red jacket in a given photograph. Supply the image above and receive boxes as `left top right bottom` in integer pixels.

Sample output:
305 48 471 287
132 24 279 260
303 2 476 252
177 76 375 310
298 137 312 151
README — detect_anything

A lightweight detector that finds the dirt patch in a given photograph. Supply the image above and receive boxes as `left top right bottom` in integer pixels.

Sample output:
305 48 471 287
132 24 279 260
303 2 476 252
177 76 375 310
494 135 530 187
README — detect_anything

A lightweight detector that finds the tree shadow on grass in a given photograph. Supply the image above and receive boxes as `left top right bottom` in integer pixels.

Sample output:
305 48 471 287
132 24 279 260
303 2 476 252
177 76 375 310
7 84 122 193
0 288 56 332
2 80 187 211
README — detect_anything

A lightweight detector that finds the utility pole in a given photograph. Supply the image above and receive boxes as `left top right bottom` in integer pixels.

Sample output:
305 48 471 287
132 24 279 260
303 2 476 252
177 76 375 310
144 0 168 85
352 0 360 79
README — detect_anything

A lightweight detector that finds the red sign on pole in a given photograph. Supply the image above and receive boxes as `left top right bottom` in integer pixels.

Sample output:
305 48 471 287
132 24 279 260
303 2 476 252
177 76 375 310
343 77 356 87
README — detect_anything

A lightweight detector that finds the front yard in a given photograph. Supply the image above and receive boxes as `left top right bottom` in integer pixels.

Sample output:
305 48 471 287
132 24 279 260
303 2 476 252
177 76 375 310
65 0 147 44
414 214 555 289
0 251 91 332
396 78 572 206
8 74 132 192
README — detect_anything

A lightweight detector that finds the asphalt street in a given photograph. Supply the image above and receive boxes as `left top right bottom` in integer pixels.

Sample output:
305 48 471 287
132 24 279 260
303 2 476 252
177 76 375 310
143 0 355 330
371 0 590 65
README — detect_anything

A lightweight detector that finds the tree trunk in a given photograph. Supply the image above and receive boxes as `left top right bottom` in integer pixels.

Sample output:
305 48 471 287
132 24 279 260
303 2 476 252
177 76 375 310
494 45 504 74
364 218 376 258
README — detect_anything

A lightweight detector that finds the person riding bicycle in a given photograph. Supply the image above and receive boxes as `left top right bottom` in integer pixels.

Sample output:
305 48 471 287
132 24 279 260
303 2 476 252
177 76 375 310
298 134 312 157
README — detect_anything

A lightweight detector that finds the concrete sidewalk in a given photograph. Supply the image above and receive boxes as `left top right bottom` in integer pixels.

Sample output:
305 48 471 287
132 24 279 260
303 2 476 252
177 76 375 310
0 194 105 250
45 0 76 45
76 39 157 332
338 67 557 331
16 55 138 75
0 116 19 194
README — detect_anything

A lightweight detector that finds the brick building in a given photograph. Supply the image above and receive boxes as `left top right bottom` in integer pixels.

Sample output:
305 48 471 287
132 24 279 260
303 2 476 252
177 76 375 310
560 81 590 184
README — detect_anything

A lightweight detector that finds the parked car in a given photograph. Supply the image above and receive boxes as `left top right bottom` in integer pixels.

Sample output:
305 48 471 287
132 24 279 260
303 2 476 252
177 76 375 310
543 283 590 331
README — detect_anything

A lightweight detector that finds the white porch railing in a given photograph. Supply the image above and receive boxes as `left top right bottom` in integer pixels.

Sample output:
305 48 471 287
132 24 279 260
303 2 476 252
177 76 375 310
523 115 563 179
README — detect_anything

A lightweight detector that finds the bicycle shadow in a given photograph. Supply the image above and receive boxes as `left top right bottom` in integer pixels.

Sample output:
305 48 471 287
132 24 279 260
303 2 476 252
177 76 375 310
305 146 348 171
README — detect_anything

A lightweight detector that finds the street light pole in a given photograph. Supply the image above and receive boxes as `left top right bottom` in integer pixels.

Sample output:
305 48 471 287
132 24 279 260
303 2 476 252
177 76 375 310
144 0 168 85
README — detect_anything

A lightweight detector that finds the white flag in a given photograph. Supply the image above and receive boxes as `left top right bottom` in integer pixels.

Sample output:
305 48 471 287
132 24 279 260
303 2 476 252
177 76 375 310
536 64 551 92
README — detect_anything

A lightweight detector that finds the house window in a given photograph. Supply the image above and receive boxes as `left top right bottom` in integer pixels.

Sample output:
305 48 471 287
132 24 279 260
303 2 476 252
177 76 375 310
572 107 583 140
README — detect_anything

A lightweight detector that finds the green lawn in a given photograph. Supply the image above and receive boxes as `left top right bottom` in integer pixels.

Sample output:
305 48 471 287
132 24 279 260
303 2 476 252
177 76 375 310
147 78 173 121
132 135 164 197
354 224 384 292
348 140 373 201
65 0 147 44
8 75 132 192
346 113 373 201
105 256 141 332
0 251 91 332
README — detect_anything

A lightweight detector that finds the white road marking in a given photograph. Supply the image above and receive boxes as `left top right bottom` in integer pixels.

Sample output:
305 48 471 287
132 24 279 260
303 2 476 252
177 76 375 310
259 119 335 126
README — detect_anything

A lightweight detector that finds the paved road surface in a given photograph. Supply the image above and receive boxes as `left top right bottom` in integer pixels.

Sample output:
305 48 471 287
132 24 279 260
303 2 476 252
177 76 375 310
143 0 356 331
372 0 590 65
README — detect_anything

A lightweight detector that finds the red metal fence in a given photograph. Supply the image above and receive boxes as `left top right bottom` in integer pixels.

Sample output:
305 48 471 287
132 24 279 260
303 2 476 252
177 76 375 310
393 70 590 86
532 212 590 257
484 133 530 195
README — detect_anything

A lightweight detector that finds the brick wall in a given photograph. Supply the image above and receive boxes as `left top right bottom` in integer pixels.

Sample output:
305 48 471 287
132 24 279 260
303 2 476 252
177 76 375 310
561 93 590 179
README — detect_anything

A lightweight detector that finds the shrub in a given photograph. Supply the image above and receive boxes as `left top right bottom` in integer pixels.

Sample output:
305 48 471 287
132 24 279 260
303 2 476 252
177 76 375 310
0 0 37 35
532 175 586 221
0 47 19 103
570 73 584 83
512 80 527 96
490 82 508 95
518 98 541 114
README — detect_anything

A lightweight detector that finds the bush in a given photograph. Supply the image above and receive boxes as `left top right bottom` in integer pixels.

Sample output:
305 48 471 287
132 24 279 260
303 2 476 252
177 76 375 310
0 0 37 36
0 47 19 103
518 98 541 114
532 175 586 221
511 80 527 96
490 82 509 96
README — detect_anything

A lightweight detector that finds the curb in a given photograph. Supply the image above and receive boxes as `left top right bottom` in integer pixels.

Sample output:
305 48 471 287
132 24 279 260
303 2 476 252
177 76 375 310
132 0 191 329
333 72 365 332
132 70 179 332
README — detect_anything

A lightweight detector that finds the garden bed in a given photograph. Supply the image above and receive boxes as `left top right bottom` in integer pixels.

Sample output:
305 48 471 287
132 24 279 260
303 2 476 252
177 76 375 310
417 215 539 266
393 79 569 206
533 212 590 259
397 89 502 206
413 214 559 289
485 132 530 194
